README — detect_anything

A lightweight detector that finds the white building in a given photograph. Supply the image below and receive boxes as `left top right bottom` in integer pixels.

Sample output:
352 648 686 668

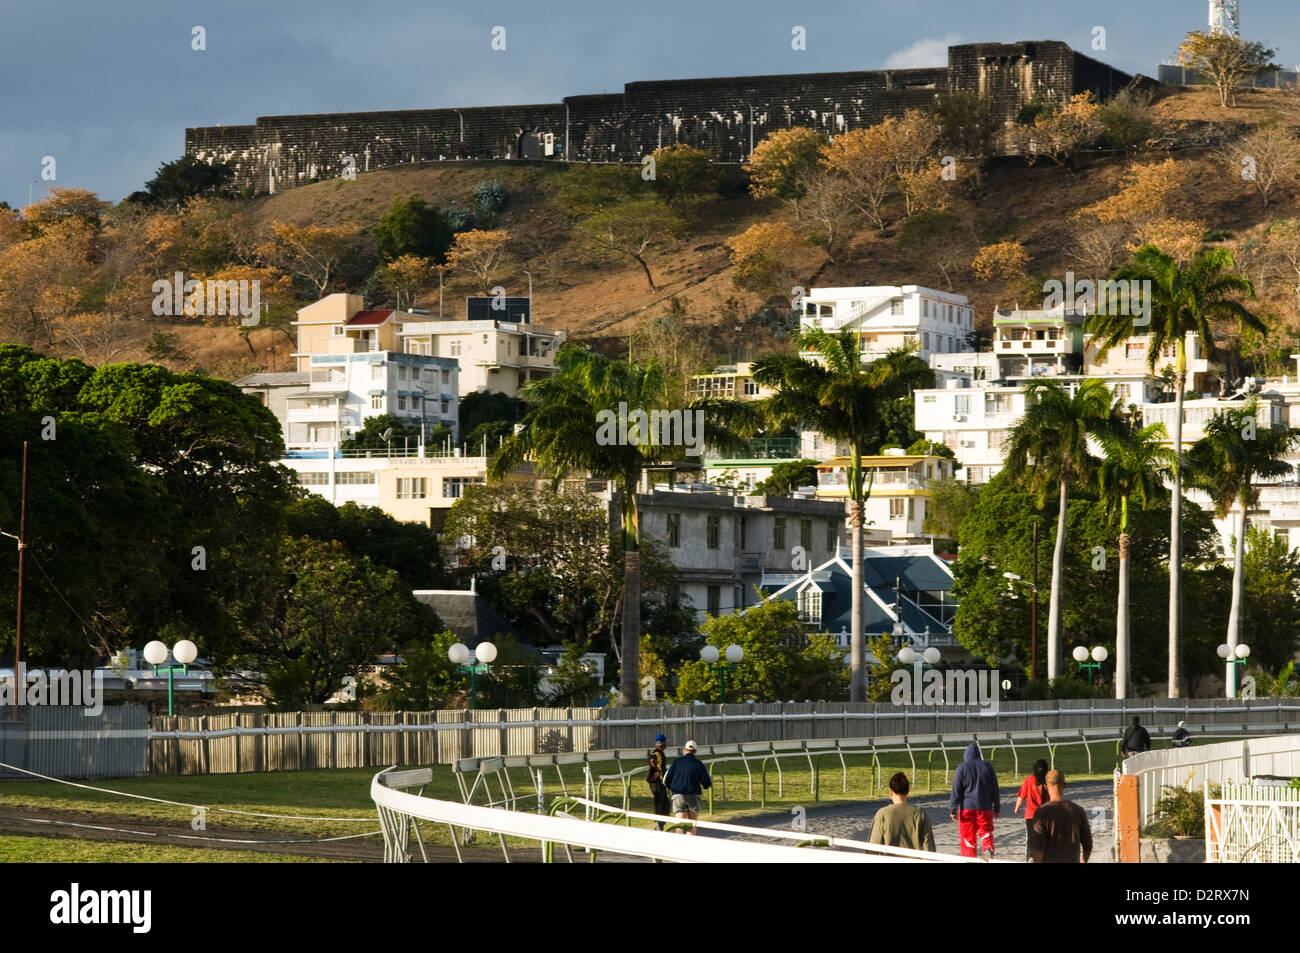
914 382 1027 484
799 285 975 364
813 450 957 542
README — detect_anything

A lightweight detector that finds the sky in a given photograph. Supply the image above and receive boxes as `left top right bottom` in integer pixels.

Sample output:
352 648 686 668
2 0 1298 207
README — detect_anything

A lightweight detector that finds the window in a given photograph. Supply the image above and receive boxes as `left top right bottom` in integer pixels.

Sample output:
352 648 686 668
988 430 1008 450
1276 528 1290 549
773 517 786 550
799 587 822 625
395 478 428 499
333 325 346 337
923 300 929 318
890 299 903 315
440 399 450 415
744 379 759 396
954 395 969 415
667 513 681 548
371 364 385 381
922 332 930 350
707 586 721 616
371 394 384 411
482 334 489 344
890 498 905 519
449 341 461 357
800 519 812 552
335 471 376 485
707 515 720 550
296 472 329 486
826 521 836 552
397 395 407 411
440 477 481 499
922 394 936 403
738 517 746 549
441 369 451 384
397 366 407 381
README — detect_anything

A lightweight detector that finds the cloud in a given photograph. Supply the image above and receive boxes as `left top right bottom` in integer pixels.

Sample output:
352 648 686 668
882 33 963 69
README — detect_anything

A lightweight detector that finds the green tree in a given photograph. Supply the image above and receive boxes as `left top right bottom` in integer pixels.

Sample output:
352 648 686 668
753 459 818 496
1097 420 1176 698
649 144 721 205
1186 400 1299 696
1176 31 1278 108
752 334 932 701
458 390 526 440
1241 528 1300 673
373 196 453 263
490 348 755 703
370 631 462 710
673 600 846 702
237 538 429 707
744 127 828 211
866 632 899 702
1087 244 1265 697
923 478 982 541
1003 379 1114 681
143 155 235 208
931 91 1000 159
576 199 684 291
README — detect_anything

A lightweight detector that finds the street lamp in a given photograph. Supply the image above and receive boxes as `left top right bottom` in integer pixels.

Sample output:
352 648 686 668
1003 567 1040 681
701 644 743 703
1217 642 1250 699
142 639 198 716
1072 645 1108 685
449 641 496 709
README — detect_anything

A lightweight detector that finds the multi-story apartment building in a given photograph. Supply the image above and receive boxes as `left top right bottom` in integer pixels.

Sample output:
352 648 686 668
812 450 956 542
686 362 774 401
993 307 1085 378
799 285 975 364
914 383 1027 485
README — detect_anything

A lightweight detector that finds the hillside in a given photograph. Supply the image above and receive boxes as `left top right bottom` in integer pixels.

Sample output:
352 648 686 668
10 85 1300 382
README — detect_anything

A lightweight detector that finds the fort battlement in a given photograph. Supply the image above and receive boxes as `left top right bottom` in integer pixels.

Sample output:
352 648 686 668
185 40 1132 194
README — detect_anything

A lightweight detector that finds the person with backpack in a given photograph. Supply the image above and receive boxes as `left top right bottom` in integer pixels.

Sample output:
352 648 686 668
646 733 671 830
948 742 1000 858
1121 715 1151 759
1014 758 1049 861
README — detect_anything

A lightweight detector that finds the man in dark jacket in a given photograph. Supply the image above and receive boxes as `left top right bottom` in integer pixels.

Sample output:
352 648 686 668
662 740 712 834
1122 716 1151 758
948 742 1000 858
1171 721 1191 749
647 734 671 830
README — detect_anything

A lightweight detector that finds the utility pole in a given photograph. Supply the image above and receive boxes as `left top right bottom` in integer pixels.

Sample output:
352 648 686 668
10 442 29 717
1031 517 1039 682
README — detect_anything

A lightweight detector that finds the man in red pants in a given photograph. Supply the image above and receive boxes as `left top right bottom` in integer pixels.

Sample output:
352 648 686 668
948 742 1000 858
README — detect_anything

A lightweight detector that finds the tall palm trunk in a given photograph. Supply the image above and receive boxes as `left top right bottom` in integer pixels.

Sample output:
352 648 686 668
1047 477 1067 680
850 498 864 702
1116 522 1130 699
618 476 641 706
1225 500 1247 698
1169 364 1186 698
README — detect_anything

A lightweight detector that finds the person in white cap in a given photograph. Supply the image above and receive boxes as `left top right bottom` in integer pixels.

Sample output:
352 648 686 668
662 740 712 833
1171 721 1191 748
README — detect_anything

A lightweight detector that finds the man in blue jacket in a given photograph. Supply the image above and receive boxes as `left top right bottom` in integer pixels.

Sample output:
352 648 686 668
662 740 712 834
948 742 1000 858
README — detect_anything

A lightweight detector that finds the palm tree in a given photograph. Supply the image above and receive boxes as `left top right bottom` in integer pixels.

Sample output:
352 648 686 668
1003 379 1114 681
490 345 756 705
1097 419 1176 698
1087 245 1264 697
1185 399 1298 697
751 330 933 701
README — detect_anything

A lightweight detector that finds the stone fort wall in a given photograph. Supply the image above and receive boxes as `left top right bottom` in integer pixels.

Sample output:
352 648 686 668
186 40 1132 194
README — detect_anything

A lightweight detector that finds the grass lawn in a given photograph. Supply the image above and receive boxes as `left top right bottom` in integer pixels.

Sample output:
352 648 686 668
0 738 1133 859
0 835 337 863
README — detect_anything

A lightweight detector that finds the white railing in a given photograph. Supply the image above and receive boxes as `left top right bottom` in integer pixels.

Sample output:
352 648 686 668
371 767 903 863
1205 779 1300 863
1125 733 1300 825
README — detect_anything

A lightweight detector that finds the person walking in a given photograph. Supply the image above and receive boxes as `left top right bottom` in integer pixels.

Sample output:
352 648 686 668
1014 758 1049 861
869 772 935 852
1171 721 1191 749
646 733 671 830
948 742 999 858
662 740 711 834
1031 769 1093 863
1121 715 1151 758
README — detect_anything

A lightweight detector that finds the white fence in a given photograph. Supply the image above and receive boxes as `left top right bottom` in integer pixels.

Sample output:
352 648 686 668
1125 734 1300 825
371 767 921 863
1206 780 1300 863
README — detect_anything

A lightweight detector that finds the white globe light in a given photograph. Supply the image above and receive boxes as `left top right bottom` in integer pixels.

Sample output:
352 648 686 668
1235 644 1251 659
1091 646 1108 663
1001 679 1012 691
897 647 916 664
448 643 470 665
1072 646 1089 663
143 641 169 666
1217 643 1231 659
923 648 941 665
701 645 720 664
475 642 498 664
173 640 198 665
725 644 744 664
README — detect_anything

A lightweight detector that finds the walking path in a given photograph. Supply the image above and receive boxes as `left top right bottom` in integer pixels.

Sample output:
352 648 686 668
729 779 1116 862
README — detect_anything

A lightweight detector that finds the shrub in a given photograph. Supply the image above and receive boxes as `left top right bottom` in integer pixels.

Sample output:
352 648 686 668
473 179 509 215
1144 784 1205 838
